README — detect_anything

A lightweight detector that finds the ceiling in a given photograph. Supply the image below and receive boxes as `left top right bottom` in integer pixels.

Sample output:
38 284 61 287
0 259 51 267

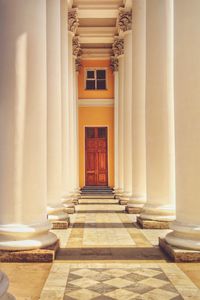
70 0 127 59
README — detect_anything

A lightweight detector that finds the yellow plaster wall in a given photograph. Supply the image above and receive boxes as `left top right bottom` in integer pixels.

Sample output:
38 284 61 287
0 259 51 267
78 60 114 99
79 106 114 188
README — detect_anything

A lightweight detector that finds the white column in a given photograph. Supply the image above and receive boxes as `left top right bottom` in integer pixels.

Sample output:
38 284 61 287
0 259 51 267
114 71 119 192
120 30 133 201
127 0 146 210
166 0 200 250
72 61 80 196
0 272 15 300
46 0 69 222
140 0 175 221
67 33 77 200
61 3 72 204
117 55 125 196
0 1 57 250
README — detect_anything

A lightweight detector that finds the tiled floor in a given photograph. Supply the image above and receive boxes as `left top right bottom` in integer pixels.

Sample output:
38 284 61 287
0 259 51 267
40 199 200 300
1 199 200 299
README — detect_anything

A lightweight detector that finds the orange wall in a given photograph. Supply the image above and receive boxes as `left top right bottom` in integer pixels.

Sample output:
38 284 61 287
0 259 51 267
79 107 114 188
78 60 114 99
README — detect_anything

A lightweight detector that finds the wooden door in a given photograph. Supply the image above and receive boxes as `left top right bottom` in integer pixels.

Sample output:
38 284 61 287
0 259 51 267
85 127 108 186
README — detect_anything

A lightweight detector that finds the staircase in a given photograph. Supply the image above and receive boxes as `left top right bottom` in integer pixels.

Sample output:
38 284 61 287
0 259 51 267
80 186 115 199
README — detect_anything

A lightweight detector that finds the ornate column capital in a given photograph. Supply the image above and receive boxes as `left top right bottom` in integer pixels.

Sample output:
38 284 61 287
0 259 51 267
110 56 119 72
73 36 82 72
118 7 132 32
112 37 124 57
68 8 79 34
72 36 81 57
75 57 82 72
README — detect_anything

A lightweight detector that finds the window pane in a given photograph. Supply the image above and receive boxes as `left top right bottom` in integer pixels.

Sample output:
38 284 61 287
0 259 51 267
97 70 106 79
87 70 95 79
86 80 95 90
97 79 106 90
86 128 95 138
98 128 107 138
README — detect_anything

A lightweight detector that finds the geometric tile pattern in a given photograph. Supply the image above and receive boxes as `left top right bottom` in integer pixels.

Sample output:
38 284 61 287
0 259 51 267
64 267 183 299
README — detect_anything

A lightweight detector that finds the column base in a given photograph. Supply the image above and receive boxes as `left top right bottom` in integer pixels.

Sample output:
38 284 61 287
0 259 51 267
119 199 128 205
165 220 200 250
63 205 76 214
140 203 175 222
0 272 15 300
137 216 171 229
126 195 146 213
51 220 70 229
0 240 59 263
47 205 69 223
125 205 143 214
0 223 58 251
72 198 79 205
159 238 200 262
114 189 123 199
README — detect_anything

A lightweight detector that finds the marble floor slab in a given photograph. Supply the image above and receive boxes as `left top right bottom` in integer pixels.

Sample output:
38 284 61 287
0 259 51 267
40 262 200 300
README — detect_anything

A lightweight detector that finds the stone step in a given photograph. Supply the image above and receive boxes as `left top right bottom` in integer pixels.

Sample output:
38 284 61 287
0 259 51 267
80 195 115 199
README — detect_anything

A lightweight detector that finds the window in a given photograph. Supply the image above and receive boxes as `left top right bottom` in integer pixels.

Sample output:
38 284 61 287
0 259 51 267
85 69 107 90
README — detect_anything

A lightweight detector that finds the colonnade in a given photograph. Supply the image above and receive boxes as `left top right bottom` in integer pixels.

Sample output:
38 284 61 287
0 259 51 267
0 0 199 273
114 0 200 251
0 0 79 251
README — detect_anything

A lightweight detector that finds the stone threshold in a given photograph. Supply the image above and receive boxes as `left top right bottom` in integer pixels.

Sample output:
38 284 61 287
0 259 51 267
137 216 170 229
0 240 59 262
159 238 200 262
125 206 142 214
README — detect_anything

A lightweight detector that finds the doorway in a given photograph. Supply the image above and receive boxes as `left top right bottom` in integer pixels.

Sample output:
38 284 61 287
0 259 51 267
85 127 108 186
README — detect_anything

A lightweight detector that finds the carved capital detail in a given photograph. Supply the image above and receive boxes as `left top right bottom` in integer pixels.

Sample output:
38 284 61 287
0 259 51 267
75 57 82 72
112 37 124 57
72 36 82 57
68 8 79 34
110 56 119 72
118 7 132 32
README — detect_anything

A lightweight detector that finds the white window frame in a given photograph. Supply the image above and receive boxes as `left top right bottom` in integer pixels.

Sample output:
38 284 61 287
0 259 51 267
84 67 107 90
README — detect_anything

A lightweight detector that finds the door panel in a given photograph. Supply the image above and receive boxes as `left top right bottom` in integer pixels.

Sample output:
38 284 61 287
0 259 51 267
85 127 108 186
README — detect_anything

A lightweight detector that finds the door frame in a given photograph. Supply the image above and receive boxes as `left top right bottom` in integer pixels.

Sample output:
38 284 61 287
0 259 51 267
83 125 110 186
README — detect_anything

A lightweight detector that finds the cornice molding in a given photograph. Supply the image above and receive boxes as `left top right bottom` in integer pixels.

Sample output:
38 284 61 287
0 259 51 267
68 8 79 34
118 7 132 32
78 99 114 107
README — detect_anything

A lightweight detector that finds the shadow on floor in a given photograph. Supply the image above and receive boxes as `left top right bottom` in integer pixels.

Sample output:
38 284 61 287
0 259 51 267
56 246 168 261
72 223 138 228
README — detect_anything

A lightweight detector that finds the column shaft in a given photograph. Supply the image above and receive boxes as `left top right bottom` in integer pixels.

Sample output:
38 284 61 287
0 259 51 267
117 56 125 195
114 71 119 191
128 0 146 210
61 5 73 206
0 0 57 249
140 0 175 222
166 0 200 250
46 0 68 221
120 31 133 200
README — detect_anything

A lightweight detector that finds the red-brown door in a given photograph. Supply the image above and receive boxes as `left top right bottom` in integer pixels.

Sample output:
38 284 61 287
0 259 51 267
85 127 108 186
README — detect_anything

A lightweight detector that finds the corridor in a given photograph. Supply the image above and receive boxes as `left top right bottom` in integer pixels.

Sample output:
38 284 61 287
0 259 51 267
39 199 200 300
